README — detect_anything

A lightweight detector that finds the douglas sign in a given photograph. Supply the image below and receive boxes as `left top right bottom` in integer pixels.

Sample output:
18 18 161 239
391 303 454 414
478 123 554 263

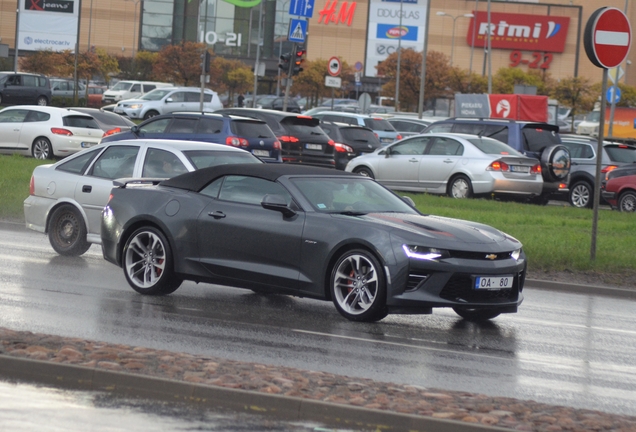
466 11 570 53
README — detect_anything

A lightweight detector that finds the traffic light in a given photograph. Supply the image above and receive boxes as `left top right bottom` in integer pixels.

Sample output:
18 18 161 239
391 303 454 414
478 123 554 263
292 46 305 76
201 50 211 74
279 52 292 74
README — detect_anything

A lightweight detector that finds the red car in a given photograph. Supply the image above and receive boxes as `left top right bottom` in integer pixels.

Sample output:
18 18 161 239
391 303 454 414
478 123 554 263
601 166 636 212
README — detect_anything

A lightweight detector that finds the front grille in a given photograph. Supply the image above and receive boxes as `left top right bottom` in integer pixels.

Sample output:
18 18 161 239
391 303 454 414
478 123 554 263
450 250 513 260
440 274 519 303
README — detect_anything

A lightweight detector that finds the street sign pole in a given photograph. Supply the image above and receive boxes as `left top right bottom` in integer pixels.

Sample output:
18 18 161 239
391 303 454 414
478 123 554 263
591 68 608 260
283 43 297 112
608 86 616 137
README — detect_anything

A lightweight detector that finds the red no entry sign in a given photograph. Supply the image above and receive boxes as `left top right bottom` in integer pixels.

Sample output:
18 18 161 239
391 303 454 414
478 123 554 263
584 7 632 69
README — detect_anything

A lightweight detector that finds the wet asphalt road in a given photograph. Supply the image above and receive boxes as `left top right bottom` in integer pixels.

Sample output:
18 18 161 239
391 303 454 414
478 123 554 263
1 220 636 417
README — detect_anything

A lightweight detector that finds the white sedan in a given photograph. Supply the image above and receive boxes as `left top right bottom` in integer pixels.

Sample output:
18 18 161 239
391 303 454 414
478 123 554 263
23 139 261 256
345 133 544 199
0 106 104 159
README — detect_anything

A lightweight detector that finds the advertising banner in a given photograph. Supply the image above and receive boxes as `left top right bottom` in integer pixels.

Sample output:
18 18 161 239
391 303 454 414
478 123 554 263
466 11 570 53
455 94 548 122
18 0 79 51
365 0 428 77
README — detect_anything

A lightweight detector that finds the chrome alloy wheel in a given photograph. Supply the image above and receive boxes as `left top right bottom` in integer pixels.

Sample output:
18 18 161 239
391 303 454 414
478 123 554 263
332 253 379 316
570 183 591 208
125 230 167 289
450 177 470 198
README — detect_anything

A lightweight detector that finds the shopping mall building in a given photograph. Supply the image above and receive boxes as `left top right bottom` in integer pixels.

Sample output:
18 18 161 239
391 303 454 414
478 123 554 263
0 0 633 94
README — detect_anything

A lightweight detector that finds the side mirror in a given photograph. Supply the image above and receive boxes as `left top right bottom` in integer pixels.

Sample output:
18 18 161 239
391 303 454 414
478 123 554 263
385 148 391 158
131 125 139 135
261 194 296 218
165 98 173 103
401 196 416 207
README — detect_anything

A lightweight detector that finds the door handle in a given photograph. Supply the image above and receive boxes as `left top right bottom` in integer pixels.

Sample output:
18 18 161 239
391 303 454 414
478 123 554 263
82 185 92 193
208 211 226 219
443 159 454 163
409 158 418 163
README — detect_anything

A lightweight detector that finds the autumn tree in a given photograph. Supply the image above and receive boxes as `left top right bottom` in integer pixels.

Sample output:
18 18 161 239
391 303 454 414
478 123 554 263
447 67 488 95
153 41 206 86
116 51 157 81
552 76 595 127
291 59 353 108
208 57 252 105
95 49 120 84
492 67 555 96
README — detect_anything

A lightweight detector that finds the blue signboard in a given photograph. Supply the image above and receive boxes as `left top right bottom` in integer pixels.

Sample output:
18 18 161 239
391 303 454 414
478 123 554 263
376 24 418 42
289 0 315 18
606 86 622 104
288 19 308 43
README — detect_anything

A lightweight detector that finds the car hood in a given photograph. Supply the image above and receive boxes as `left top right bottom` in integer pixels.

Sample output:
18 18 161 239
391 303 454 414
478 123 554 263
352 212 517 246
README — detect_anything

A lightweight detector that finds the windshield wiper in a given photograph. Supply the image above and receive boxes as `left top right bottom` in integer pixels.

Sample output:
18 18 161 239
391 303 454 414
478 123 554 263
332 210 368 216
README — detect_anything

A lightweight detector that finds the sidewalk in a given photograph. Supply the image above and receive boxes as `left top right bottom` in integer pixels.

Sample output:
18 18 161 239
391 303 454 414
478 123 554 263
2 280 636 432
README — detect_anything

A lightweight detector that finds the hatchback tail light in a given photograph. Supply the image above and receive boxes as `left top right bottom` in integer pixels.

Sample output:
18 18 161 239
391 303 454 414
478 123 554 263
29 175 35 196
530 164 542 175
396 134 402 140
487 160 510 172
334 142 353 153
601 165 618 174
273 140 281 150
226 136 249 147
51 128 73 136
103 127 121 137
327 139 335 147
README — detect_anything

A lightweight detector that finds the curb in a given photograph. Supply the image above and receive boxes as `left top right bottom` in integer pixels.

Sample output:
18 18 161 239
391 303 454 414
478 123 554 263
0 355 512 432
526 278 636 299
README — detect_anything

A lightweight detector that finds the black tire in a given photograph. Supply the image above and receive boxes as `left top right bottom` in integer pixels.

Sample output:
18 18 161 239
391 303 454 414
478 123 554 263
123 227 183 295
569 181 593 208
330 249 388 322
36 96 48 106
618 191 636 212
48 205 91 256
32 137 54 160
143 110 159 120
447 175 472 199
354 167 375 179
452 307 501 321
540 145 570 182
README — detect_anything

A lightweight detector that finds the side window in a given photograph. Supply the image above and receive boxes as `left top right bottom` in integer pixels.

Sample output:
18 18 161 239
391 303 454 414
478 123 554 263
22 76 36 87
90 146 140 179
426 123 453 133
428 137 464 156
203 93 212 103
218 175 292 205
562 142 584 159
142 148 187 178
185 92 200 102
130 84 141 92
166 118 198 133
483 125 509 144
139 118 172 133
144 85 157 92
56 148 100 174
453 123 482 134
25 111 51 122
390 137 428 155
197 118 224 134
200 177 224 198
0 109 29 123
168 92 186 102
38 77 48 87
7 75 21 86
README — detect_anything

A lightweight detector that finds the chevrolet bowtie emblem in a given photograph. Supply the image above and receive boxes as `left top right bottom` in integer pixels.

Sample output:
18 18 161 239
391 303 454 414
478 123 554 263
485 254 497 260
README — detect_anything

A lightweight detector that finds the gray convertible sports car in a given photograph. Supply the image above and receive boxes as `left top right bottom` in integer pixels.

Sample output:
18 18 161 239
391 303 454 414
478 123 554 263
101 164 526 322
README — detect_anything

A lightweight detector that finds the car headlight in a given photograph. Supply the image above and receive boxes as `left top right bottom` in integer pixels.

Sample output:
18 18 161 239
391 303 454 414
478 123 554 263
511 249 521 260
403 245 450 260
129 104 143 109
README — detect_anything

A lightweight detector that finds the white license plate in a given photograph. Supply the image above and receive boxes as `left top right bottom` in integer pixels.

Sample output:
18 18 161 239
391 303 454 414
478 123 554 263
381 138 393 143
252 150 269 157
474 275 513 290
81 142 97 148
511 165 530 173
306 144 322 150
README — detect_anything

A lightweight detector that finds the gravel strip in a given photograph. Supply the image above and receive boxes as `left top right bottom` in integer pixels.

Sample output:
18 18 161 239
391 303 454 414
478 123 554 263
1 326 636 431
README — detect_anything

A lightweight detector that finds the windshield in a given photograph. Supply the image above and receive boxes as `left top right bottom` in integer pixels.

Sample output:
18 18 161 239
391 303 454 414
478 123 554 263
586 111 601 122
467 137 523 156
291 177 418 214
141 89 173 101
110 81 133 91
182 150 261 169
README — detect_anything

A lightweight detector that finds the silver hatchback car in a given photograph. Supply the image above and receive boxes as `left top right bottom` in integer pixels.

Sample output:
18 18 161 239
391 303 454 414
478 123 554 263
345 133 543 199
310 111 402 145
24 139 261 256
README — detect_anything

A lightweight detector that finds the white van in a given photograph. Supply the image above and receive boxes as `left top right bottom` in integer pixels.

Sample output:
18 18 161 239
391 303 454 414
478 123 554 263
102 80 173 104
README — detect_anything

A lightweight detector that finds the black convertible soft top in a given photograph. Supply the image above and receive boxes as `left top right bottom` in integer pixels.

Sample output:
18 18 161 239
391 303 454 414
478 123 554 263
161 163 358 192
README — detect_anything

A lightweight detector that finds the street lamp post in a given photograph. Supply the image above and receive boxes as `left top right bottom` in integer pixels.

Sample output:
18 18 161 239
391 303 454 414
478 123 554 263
436 11 474 67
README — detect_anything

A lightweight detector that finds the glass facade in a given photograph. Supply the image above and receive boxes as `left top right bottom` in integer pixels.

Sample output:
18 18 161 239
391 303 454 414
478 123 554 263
140 0 292 60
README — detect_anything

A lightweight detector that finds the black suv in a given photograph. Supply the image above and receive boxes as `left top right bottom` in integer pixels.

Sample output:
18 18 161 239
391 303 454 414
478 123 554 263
0 72 51 106
215 108 336 168
423 118 571 203
100 112 282 163
319 121 382 170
